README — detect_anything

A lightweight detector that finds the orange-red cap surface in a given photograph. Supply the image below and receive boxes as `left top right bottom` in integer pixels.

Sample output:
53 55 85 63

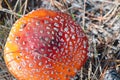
4 9 88 80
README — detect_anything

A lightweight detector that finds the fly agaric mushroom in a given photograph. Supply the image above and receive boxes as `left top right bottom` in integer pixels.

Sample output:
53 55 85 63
4 9 88 80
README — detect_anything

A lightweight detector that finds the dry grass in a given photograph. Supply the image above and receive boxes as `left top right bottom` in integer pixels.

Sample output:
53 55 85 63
0 0 120 80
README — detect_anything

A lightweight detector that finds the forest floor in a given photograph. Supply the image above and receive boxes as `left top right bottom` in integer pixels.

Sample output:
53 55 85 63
0 0 120 80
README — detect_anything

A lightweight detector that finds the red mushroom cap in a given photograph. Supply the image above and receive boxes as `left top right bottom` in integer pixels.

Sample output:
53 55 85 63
4 9 88 80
